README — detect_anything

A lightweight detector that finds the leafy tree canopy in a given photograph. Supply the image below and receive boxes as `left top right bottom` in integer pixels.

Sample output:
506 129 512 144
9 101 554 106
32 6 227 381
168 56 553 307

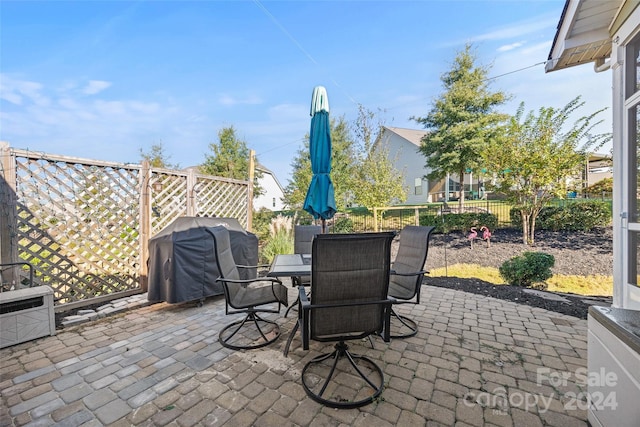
139 141 179 169
484 96 610 244
412 43 509 207
200 126 263 196
283 116 357 211
200 126 250 180
352 105 407 208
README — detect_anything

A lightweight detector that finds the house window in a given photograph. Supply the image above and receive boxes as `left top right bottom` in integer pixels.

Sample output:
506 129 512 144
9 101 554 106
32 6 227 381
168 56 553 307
272 198 276 208
624 30 640 289
631 35 640 95
414 178 422 196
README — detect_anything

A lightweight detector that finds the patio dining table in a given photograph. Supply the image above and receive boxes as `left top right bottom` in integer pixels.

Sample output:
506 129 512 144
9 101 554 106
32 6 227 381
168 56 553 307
266 254 311 278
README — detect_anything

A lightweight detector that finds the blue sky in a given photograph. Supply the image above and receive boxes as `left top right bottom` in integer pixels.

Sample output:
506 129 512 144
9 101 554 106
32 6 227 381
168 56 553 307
1 1 611 185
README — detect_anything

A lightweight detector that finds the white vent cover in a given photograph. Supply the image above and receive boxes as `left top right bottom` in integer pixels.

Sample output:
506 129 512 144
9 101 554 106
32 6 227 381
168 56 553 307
1 286 55 348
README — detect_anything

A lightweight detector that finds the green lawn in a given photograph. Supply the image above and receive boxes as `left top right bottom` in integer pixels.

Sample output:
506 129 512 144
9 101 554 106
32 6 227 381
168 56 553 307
429 263 613 297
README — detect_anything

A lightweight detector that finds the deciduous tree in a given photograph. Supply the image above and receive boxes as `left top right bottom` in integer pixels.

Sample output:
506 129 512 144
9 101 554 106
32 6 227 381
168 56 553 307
352 105 407 208
484 97 610 244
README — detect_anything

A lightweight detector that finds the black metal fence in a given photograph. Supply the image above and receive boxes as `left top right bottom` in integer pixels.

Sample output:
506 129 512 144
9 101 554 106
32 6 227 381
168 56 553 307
277 195 613 234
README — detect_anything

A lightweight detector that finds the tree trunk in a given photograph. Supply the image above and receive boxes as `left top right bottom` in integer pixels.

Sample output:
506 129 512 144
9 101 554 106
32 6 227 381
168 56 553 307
529 215 536 245
458 170 465 210
521 211 530 245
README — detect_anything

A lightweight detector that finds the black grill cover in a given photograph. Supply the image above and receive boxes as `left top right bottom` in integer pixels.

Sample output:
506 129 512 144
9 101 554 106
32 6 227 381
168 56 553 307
147 217 258 304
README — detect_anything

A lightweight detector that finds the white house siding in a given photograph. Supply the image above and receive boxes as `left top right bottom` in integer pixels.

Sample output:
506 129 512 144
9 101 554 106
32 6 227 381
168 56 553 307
377 126 475 204
254 166 286 211
377 126 431 205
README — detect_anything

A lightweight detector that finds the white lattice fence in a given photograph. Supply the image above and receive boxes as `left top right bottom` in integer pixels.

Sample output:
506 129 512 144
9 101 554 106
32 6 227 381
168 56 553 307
10 153 142 306
0 145 250 310
150 170 188 234
194 175 249 225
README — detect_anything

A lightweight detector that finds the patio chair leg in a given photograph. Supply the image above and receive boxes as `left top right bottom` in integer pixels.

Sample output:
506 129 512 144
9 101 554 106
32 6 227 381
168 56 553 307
284 296 300 318
283 319 300 357
301 341 384 409
390 308 418 338
219 312 281 350
367 335 375 349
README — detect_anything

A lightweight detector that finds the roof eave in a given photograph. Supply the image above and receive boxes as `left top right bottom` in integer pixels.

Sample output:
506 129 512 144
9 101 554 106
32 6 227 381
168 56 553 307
546 0 621 73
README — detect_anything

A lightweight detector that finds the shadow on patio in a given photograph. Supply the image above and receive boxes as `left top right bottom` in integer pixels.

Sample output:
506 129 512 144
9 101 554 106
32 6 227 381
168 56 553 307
0 282 589 426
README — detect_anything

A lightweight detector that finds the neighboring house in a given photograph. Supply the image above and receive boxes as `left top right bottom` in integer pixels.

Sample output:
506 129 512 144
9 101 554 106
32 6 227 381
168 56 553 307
376 126 481 204
254 164 286 211
584 153 612 189
376 126 429 205
378 126 613 204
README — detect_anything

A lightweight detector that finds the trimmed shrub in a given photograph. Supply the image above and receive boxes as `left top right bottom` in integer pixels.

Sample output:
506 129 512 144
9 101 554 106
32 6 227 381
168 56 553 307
510 200 612 231
332 216 354 233
420 212 498 233
499 252 555 287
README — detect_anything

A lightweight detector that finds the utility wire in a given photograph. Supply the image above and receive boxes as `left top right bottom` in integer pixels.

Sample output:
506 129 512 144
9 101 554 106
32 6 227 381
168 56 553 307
252 0 358 104
385 60 549 112
486 61 547 81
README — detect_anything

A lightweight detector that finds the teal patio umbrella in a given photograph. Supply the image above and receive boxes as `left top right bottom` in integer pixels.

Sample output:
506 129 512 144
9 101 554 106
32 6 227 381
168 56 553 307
303 86 336 233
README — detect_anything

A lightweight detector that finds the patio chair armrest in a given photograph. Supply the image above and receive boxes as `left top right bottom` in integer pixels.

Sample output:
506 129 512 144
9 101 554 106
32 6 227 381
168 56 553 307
216 276 283 287
304 299 393 310
236 263 270 270
390 269 429 277
299 286 310 304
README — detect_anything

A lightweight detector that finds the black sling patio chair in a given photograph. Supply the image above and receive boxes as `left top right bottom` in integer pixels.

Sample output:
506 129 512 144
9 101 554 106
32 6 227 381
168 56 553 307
207 226 288 350
388 225 435 338
284 225 322 318
297 232 395 409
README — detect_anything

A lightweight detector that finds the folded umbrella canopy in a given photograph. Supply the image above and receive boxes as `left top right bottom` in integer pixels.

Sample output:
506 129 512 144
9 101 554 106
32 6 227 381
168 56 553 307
303 86 336 233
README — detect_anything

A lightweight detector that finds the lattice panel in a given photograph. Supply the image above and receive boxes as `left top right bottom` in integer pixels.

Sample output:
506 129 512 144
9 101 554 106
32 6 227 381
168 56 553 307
13 157 141 305
195 176 249 228
150 171 188 235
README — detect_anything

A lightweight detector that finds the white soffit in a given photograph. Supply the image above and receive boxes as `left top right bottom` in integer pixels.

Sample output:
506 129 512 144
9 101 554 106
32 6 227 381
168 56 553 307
546 0 623 72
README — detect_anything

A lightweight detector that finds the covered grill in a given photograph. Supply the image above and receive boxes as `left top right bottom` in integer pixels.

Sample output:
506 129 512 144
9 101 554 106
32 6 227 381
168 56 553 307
147 217 258 304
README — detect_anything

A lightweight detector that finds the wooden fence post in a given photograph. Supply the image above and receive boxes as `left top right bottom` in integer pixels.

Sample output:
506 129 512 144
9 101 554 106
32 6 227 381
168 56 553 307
139 160 150 292
247 150 255 231
0 142 19 286
187 169 196 217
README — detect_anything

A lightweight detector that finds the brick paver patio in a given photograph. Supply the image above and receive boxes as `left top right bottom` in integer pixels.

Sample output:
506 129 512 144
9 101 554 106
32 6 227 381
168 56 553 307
0 283 589 426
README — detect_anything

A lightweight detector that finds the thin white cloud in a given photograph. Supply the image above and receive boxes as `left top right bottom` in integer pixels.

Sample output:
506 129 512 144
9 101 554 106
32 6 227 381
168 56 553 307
218 94 263 106
0 74 48 106
467 13 557 44
0 76 204 165
498 42 524 52
82 80 112 95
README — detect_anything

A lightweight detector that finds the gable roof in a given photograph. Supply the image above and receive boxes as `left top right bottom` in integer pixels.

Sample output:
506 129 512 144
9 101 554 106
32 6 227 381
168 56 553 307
255 163 284 191
382 126 428 147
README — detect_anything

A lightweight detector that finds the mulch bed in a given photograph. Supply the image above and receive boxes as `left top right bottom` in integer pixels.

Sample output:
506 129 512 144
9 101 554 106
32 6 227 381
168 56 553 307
426 277 609 319
421 227 614 319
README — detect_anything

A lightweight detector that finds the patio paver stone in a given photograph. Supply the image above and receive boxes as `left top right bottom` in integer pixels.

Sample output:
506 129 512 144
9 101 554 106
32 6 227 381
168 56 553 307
0 284 590 426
